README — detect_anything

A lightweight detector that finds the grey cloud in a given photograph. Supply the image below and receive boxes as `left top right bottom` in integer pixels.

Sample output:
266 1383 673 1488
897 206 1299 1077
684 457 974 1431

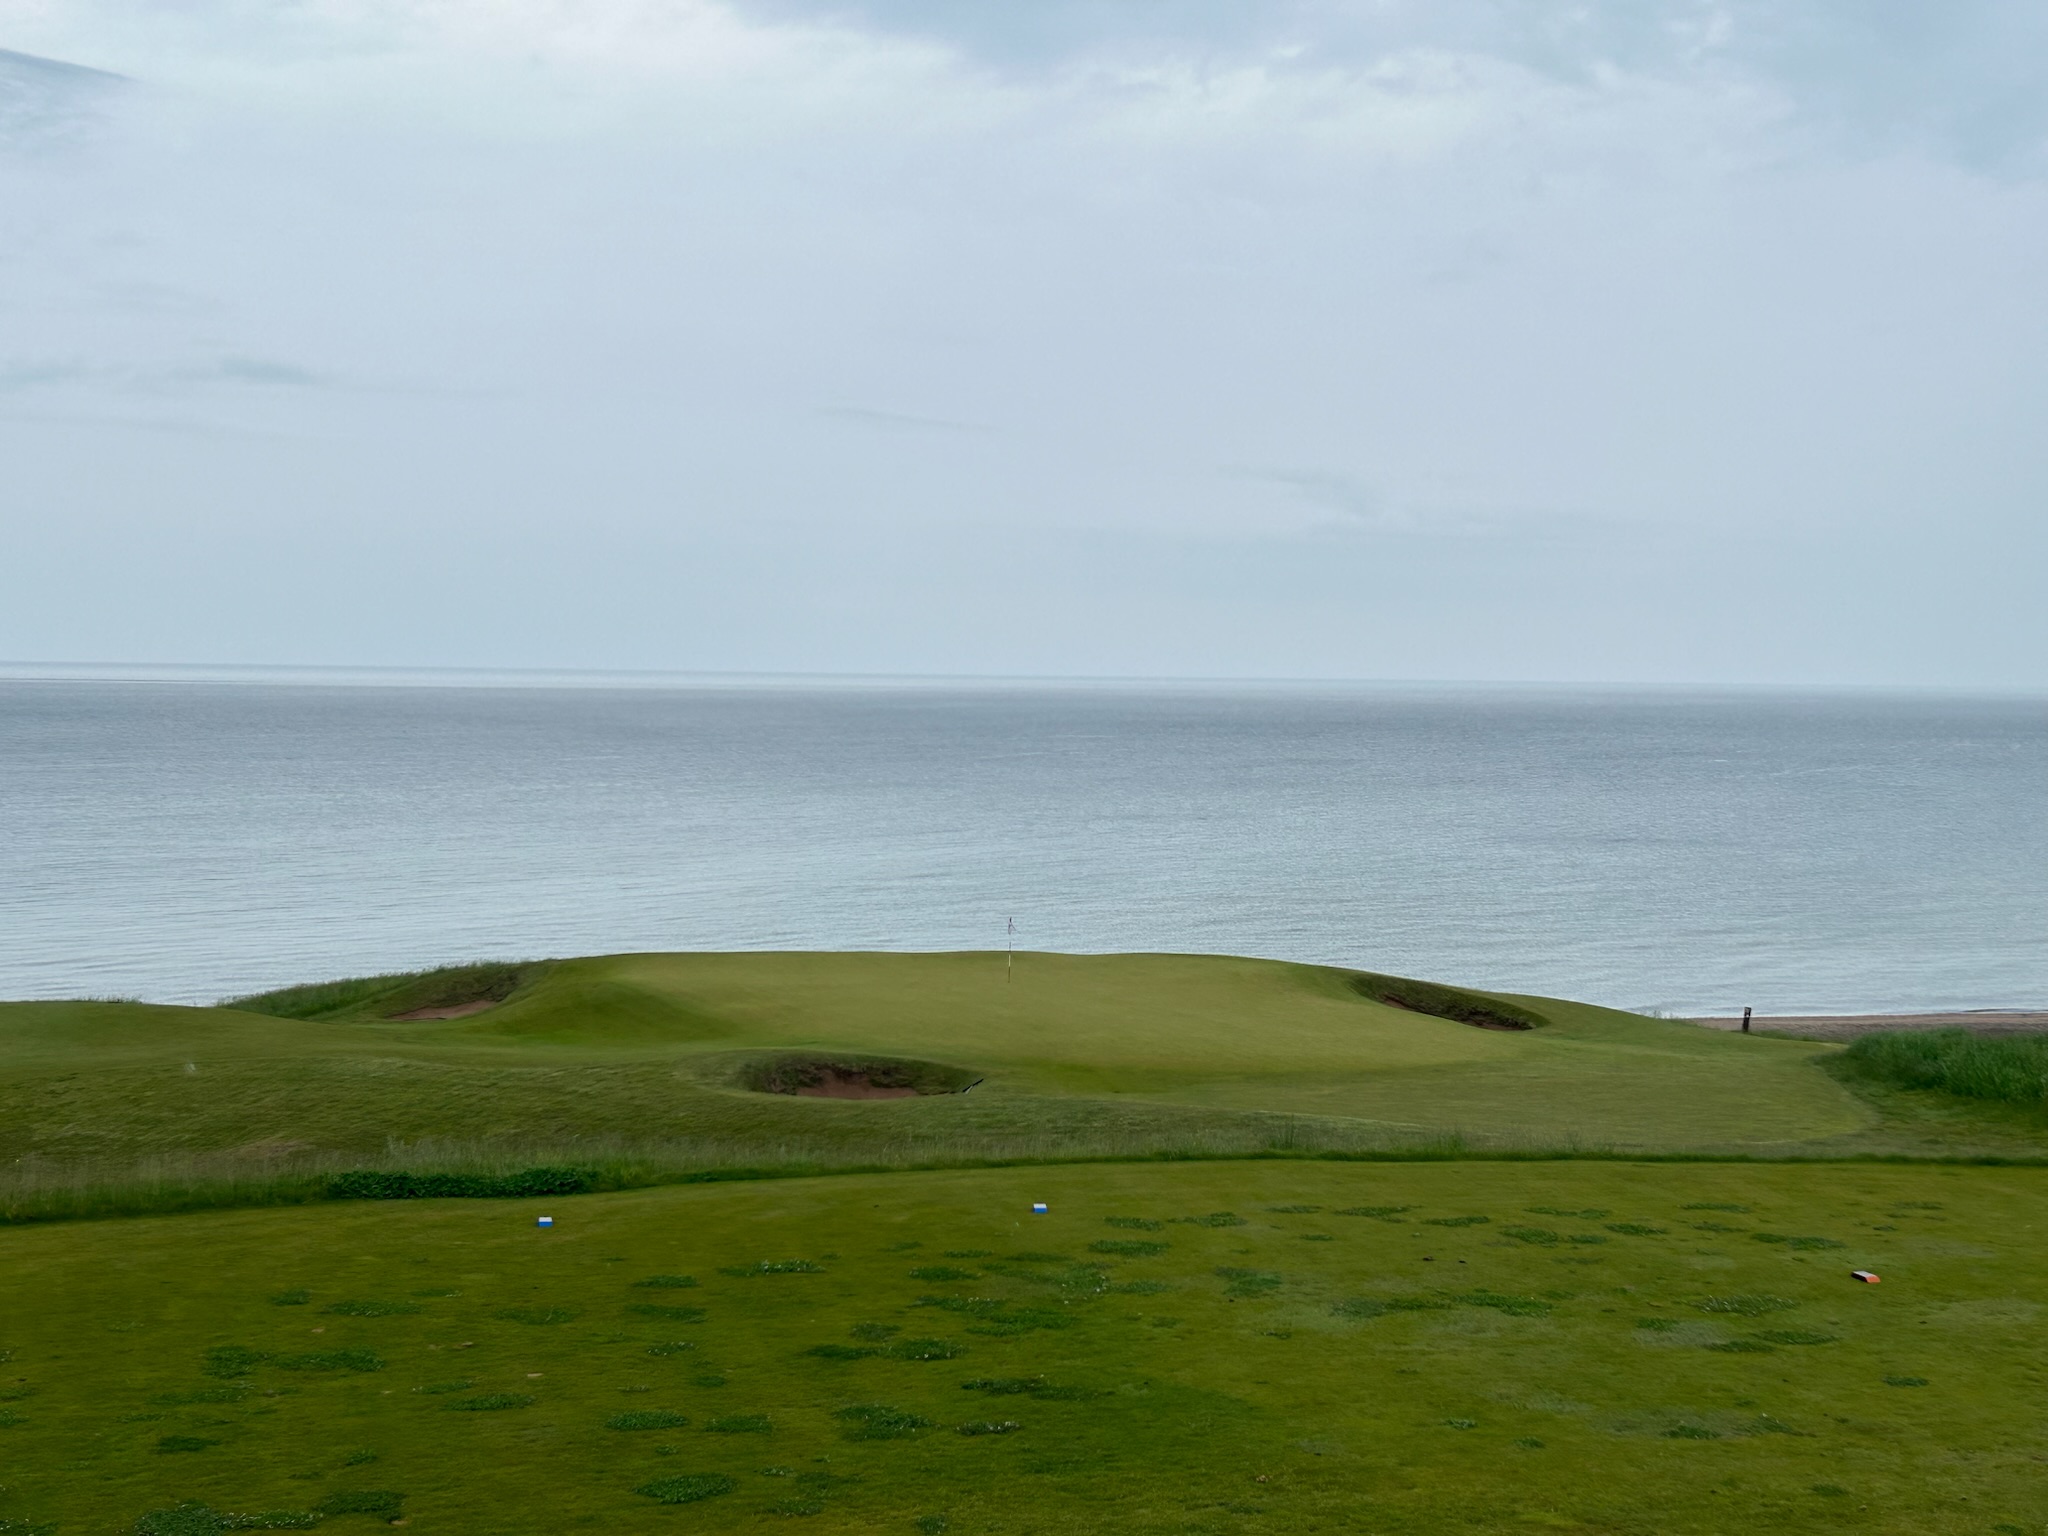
0 47 125 149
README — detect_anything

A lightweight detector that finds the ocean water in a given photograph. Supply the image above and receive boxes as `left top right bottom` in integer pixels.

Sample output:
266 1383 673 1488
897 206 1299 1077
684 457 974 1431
1 676 2043 1015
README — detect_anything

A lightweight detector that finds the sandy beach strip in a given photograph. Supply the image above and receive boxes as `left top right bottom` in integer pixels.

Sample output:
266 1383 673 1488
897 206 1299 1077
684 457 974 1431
1688 1011 2048 1041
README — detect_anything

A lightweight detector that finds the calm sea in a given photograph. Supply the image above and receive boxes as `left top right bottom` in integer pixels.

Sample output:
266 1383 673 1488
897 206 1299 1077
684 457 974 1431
2 675 2043 1016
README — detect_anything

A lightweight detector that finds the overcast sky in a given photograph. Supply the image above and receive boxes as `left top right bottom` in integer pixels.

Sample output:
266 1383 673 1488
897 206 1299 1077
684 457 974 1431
3 1 2045 686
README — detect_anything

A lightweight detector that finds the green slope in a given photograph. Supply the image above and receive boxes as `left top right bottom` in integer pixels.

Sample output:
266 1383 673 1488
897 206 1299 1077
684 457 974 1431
1 1160 2041 1535
0 953 1869 1187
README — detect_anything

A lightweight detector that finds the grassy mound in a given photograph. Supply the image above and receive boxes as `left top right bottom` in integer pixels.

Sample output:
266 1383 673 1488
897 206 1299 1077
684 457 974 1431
224 962 545 1022
1 1160 2041 1534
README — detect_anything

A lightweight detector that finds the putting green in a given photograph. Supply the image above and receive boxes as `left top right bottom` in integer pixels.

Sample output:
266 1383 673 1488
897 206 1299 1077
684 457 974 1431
2 1160 2041 1534
0 953 1872 1177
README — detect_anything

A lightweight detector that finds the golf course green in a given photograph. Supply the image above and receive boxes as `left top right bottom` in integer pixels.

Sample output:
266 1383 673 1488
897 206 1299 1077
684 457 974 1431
3 953 2044 1533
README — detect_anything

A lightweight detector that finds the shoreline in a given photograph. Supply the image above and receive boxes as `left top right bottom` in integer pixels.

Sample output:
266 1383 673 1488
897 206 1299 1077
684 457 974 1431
1687 1010 2048 1041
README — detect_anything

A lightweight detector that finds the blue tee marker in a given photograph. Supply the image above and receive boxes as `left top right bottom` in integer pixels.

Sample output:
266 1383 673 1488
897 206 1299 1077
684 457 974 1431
1031 1203 1048 1215
536 1215 554 1228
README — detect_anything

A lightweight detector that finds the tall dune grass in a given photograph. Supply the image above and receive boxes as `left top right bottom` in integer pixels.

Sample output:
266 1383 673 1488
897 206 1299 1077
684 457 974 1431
1843 1030 2048 1106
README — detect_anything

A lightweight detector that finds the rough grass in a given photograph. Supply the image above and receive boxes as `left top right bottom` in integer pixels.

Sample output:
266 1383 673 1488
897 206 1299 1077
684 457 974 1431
1842 1030 2048 1106
222 962 544 1022
5 1160 2040 1535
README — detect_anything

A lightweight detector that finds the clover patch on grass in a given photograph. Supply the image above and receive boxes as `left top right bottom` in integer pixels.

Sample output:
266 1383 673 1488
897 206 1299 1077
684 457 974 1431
1604 1224 1667 1237
837 1404 933 1440
1103 1218 1163 1231
884 1338 966 1361
1751 1234 1844 1251
608 1410 690 1430
1215 1268 1282 1297
1694 1295 1799 1317
634 1473 736 1505
322 1300 420 1318
626 1304 706 1322
1527 1207 1608 1220
156 1435 220 1453
202 1346 269 1379
1423 1216 1489 1228
719 1260 822 1276
1173 1213 1247 1228
909 1267 977 1282
445 1393 534 1411
268 1291 311 1307
1089 1240 1168 1257
315 1491 403 1519
633 1275 698 1289
493 1306 578 1325
705 1414 772 1433
1502 1227 1559 1245
272 1350 383 1373
1334 1206 1412 1221
957 1420 1021 1435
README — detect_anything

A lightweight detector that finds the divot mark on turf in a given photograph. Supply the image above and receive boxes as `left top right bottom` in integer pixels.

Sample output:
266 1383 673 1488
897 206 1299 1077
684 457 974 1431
1884 1375 1929 1387
268 1291 311 1307
156 1435 220 1453
704 1414 772 1433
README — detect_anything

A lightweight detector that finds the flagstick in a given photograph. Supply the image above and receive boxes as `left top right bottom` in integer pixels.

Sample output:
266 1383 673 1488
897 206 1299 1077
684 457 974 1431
1007 916 1014 985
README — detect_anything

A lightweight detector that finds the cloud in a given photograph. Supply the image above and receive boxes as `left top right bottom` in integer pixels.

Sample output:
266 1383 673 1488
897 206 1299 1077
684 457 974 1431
0 1 2044 684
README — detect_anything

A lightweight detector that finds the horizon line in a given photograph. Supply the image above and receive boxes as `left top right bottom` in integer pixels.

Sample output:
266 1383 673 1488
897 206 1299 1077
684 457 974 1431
2 660 2044 699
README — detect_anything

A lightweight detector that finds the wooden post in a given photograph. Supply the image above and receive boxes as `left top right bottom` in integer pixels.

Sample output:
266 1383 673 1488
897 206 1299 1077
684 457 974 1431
1742 1006 1752 1034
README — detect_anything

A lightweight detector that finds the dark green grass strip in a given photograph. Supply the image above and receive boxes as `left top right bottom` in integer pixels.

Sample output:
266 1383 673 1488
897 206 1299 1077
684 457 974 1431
8 1144 2048 1230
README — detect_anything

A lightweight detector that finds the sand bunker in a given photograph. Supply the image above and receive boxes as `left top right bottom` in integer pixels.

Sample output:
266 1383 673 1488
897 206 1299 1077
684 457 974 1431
1350 971 1545 1032
389 1000 500 1021
792 1070 921 1100
741 1053 979 1099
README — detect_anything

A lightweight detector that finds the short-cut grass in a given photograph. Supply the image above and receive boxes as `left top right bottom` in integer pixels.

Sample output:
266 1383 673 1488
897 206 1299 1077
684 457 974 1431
12 949 2034 1226
1 1160 2041 1534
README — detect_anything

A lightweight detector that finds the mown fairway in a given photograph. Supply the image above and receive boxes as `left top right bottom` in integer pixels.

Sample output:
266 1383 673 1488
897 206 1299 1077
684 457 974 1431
4 1161 2045 1535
